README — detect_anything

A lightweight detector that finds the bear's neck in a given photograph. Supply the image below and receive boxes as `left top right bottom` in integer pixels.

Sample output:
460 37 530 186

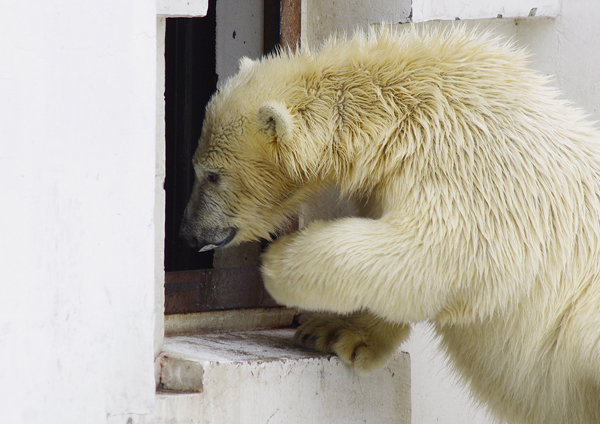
296 74 417 194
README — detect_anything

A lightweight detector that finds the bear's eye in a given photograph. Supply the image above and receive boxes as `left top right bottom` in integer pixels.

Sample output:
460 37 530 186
207 172 220 184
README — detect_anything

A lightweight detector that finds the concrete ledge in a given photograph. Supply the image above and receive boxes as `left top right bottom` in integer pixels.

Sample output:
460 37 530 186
157 0 208 17
117 329 410 424
411 0 560 22
164 308 296 336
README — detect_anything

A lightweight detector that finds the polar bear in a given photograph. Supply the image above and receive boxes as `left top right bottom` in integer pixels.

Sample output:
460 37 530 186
179 27 600 424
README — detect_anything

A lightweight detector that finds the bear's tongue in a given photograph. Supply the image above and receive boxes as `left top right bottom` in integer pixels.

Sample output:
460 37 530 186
198 238 229 253
198 244 218 253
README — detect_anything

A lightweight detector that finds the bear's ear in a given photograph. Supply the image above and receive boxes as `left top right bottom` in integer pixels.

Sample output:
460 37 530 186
238 56 255 73
259 101 318 182
258 102 294 144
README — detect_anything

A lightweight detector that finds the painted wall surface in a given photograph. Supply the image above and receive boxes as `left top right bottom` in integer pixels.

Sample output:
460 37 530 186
216 0 264 82
155 0 208 388
0 1 158 423
302 1 600 423
302 0 412 47
411 0 560 22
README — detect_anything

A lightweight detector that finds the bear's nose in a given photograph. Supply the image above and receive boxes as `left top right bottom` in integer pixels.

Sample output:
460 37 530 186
179 222 203 251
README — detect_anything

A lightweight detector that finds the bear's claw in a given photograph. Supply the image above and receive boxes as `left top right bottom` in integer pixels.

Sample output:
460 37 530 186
293 313 409 374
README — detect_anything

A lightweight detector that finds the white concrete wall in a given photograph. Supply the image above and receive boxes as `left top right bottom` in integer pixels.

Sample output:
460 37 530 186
302 1 600 423
216 0 264 82
0 1 158 423
156 0 208 392
411 0 560 21
302 0 412 46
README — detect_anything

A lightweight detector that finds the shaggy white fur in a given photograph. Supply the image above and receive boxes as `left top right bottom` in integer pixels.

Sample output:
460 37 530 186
187 26 600 424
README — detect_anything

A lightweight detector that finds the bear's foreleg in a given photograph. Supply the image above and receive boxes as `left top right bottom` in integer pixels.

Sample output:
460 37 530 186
293 311 410 373
262 217 452 323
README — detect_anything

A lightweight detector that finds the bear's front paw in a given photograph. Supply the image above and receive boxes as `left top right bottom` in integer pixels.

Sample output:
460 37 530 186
293 313 409 374
261 232 313 308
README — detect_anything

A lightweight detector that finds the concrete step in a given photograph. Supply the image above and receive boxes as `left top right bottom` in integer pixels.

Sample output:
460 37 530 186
114 328 410 424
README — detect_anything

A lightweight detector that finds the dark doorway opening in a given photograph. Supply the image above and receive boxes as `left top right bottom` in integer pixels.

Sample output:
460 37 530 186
163 0 301 315
164 2 217 272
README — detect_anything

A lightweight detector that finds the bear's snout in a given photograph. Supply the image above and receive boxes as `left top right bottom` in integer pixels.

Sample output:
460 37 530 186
179 222 204 251
179 220 237 253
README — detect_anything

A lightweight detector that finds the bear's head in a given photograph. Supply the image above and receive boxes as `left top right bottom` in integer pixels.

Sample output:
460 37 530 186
179 58 328 252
